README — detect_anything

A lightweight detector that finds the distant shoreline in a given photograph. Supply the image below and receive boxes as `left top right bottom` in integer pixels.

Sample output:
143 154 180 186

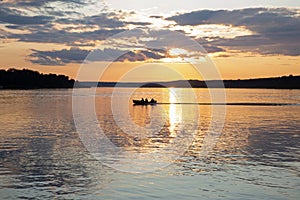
81 75 300 90
1 68 299 90
0 68 75 89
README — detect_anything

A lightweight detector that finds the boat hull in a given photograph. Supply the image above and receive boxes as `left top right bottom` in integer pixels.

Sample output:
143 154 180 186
133 100 157 105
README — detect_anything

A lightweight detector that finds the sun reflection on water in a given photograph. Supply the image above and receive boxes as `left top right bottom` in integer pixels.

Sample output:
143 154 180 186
168 88 182 138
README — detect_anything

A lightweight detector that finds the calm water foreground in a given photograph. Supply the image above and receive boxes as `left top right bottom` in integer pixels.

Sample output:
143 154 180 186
0 88 299 199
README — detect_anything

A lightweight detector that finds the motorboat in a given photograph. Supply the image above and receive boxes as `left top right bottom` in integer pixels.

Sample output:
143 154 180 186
133 99 157 105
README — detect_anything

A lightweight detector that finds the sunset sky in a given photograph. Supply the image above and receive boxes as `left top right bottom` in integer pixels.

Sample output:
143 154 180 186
0 0 299 81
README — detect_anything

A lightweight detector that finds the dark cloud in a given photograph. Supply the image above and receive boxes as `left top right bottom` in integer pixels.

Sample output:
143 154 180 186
202 45 225 53
150 15 163 19
84 14 126 28
1 0 86 7
29 47 90 66
10 28 126 44
166 8 296 26
209 33 300 56
118 49 165 62
29 47 167 65
167 8 300 56
0 7 54 25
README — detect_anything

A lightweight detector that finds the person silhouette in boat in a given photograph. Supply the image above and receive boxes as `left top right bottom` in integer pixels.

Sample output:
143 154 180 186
141 98 145 102
150 98 155 103
145 98 149 103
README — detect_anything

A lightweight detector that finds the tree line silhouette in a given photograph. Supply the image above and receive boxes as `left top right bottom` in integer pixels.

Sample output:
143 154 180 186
0 68 75 89
1 68 299 89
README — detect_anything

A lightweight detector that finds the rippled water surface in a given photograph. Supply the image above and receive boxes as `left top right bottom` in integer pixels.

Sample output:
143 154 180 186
0 88 299 199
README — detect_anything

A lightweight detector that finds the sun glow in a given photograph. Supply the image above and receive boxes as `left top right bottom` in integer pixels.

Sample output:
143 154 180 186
170 24 253 39
169 48 189 56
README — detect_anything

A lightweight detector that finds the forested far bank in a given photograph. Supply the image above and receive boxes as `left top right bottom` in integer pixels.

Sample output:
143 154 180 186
0 68 75 89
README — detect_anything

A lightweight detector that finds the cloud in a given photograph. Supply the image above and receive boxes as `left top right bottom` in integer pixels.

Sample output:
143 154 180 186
29 47 90 66
149 15 163 19
118 49 165 62
10 28 126 44
202 45 225 53
166 8 297 26
1 0 86 7
0 7 54 25
167 8 300 56
29 47 168 65
82 13 126 28
0 0 152 46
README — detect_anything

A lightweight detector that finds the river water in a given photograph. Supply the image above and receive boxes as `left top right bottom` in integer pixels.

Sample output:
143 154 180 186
0 88 299 199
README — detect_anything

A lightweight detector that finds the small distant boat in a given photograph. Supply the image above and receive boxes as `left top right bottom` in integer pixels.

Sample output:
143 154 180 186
133 99 157 105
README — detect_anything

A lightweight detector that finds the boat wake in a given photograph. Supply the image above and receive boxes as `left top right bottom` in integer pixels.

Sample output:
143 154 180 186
156 102 300 106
